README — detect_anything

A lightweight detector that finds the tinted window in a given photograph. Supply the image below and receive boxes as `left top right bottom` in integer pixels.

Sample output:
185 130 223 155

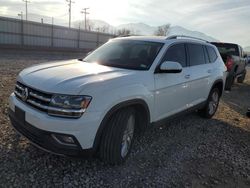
211 43 239 56
162 43 186 67
187 43 206 66
206 46 218 63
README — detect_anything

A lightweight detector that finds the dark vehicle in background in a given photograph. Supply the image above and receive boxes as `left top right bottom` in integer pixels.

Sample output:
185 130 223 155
211 42 247 90
247 56 250 64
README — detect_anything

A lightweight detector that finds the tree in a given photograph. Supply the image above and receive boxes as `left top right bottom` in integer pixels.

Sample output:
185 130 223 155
154 24 171 36
116 28 131 36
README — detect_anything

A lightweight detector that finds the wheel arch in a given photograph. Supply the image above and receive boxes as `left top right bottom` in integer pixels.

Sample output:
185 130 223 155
92 99 150 152
211 79 224 97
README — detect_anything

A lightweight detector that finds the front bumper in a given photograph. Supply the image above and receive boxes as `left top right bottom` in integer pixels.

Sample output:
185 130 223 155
8 93 103 156
9 108 94 157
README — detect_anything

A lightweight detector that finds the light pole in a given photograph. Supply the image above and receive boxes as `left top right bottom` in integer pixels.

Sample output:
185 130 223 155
18 12 23 20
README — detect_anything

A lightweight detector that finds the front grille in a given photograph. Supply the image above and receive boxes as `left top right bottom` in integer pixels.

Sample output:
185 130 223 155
14 82 52 113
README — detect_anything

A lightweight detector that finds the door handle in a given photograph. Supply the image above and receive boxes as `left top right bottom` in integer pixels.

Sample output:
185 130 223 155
207 69 212 73
185 74 190 79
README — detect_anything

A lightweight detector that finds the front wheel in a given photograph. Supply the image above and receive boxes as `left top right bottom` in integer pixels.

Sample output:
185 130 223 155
99 108 136 165
199 88 220 118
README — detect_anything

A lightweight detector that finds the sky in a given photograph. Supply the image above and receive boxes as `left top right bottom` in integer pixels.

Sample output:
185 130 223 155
0 0 250 47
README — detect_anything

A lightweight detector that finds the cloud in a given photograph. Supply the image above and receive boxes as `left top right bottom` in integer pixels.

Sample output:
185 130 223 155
0 0 250 46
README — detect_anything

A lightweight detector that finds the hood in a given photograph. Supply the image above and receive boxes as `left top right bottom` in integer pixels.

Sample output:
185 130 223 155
18 60 133 95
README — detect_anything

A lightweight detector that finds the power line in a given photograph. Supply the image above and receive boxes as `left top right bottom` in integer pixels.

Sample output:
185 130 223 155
81 8 89 30
22 0 30 21
66 0 75 28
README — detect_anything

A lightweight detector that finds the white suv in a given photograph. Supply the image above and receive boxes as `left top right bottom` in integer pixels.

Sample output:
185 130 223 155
9 36 227 164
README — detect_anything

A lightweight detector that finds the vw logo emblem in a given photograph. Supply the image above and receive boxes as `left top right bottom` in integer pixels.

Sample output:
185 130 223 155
21 88 29 101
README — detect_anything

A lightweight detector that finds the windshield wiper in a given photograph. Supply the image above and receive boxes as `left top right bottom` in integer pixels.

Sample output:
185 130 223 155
103 62 146 70
78 58 87 62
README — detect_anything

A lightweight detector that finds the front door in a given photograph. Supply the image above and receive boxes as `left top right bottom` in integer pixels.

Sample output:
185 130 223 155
154 43 191 121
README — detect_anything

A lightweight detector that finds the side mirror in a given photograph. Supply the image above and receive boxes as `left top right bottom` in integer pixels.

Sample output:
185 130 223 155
159 61 183 73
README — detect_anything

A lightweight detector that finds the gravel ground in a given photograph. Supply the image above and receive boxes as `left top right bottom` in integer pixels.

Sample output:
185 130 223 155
0 51 250 188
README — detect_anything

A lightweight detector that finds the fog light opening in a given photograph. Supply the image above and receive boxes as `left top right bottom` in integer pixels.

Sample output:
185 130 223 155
51 134 77 146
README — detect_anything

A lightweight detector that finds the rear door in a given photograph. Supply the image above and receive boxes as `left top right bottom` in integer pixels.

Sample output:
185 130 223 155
186 43 211 105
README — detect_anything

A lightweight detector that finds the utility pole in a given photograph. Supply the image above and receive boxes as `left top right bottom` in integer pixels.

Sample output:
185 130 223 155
66 0 74 28
81 8 89 30
22 0 30 21
51 17 54 47
50 17 54 47
18 11 24 45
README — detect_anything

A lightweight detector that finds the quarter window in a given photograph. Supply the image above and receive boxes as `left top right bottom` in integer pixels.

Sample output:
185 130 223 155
206 46 218 63
187 43 206 66
162 43 187 67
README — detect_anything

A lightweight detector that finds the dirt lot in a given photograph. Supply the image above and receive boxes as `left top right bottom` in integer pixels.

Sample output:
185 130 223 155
0 51 249 188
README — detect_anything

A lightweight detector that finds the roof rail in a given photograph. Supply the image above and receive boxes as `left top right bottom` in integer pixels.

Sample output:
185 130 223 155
117 34 141 37
166 35 209 43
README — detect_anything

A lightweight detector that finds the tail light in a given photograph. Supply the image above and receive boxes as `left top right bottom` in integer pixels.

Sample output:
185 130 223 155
226 57 234 71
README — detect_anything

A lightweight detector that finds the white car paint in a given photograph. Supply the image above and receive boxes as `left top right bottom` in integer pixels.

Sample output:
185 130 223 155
9 36 227 150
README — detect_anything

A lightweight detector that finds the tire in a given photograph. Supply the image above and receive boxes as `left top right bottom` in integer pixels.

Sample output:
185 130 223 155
99 108 136 165
199 87 220 118
237 70 246 83
225 75 235 91
247 108 250 118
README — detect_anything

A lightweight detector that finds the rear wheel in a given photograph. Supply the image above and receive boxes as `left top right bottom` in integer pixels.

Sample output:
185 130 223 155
237 70 246 83
199 88 220 118
99 108 136 165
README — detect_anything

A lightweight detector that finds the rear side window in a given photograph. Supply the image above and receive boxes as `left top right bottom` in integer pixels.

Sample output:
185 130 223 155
206 46 218 63
187 43 206 66
162 43 187 67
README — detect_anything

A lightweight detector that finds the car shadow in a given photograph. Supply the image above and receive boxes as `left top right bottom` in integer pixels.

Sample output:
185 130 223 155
222 82 250 117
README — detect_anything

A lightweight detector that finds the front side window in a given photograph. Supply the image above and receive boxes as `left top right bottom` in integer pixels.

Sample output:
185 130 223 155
187 43 206 66
161 43 187 67
84 40 163 70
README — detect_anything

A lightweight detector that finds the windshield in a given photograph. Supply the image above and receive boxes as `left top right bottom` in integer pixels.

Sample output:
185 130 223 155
83 40 164 70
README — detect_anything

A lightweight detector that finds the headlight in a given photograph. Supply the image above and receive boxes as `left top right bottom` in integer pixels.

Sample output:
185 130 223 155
48 95 92 118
